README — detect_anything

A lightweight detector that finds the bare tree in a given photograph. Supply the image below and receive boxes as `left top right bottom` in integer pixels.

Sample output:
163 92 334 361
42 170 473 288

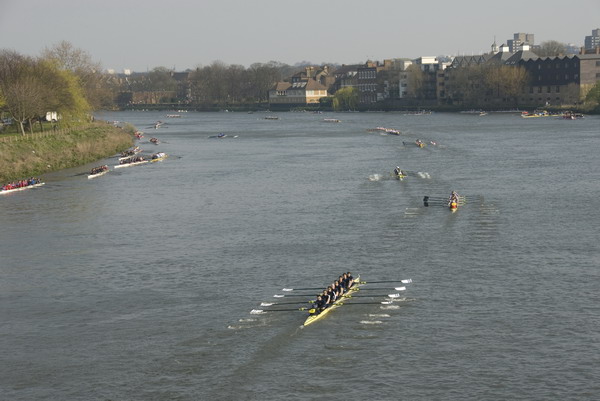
534 40 568 57
41 41 109 109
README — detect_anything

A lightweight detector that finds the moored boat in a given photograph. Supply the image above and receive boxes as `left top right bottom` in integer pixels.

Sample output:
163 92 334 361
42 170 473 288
303 276 360 327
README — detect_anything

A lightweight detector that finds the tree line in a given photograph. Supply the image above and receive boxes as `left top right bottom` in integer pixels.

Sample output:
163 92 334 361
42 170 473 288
0 42 313 134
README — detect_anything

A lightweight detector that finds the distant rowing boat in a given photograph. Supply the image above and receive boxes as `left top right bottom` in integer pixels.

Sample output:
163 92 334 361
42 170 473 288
88 166 109 179
0 182 45 195
150 152 168 162
303 276 360 327
114 160 148 169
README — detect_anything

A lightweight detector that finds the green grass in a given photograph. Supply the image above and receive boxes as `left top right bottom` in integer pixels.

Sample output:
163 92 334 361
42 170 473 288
0 122 134 182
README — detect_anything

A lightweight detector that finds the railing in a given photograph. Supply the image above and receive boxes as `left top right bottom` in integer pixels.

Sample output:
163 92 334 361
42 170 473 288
0 124 94 143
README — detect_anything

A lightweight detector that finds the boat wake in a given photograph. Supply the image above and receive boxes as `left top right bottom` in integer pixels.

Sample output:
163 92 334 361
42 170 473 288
359 320 383 325
368 174 383 181
417 172 431 179
368 314 390 318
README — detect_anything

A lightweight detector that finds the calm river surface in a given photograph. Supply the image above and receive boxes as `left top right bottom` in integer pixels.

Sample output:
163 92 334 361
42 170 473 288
1 110 599 400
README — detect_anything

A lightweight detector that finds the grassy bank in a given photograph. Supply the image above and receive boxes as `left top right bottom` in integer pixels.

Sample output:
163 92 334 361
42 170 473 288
0 123 134 182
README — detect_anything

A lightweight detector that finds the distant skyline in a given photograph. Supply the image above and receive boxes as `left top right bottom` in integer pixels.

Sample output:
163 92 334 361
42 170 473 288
1 0 599 72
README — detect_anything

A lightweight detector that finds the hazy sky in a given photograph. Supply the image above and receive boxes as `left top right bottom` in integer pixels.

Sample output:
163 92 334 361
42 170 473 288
1 0 599 72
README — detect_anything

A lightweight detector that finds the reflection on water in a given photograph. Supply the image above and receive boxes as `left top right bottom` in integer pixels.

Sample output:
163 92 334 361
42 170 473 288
1 111 599 400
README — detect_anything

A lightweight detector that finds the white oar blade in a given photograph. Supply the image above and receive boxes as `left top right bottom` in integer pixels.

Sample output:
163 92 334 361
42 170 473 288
260 302 274 307
402 279 412 284
273 294 284 298
388 293 400 298
282 288 293 292
394 286 406 291
381 301 393 305
250 309 265 314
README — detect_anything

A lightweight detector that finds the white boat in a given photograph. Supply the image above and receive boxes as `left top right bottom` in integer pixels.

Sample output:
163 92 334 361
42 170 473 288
0 182 45 195
114 160 148 169
150 152 168 162
87 169 109 179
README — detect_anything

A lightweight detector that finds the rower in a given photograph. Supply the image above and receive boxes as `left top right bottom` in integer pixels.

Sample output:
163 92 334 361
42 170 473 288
346 272 354 288
448 191 459 207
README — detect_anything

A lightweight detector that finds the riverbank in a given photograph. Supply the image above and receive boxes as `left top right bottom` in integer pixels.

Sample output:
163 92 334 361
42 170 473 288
0 122 134 182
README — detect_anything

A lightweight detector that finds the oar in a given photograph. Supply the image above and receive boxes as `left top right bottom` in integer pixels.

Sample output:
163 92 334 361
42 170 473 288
424 196 467 202
251 307 315 314
274 293 319 298
343 293 402 298
353 286 408 291
282 286 328 292
251 299 397 314
260 301 314 306
282 278 411 292
358 279 412 284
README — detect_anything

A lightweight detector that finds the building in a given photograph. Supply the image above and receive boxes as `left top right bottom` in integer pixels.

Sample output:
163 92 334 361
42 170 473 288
508 33 535 53
268 79 328 107
584 28 600 50
268 65 331 108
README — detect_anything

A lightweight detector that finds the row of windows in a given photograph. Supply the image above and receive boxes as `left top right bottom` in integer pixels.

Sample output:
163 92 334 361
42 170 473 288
358 84 377 92
536 63 578 69
358 70 377 79
537 74 579 81
530 86 561 94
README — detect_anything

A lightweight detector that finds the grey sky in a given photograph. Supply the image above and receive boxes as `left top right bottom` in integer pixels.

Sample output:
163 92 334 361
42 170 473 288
1 0 598 72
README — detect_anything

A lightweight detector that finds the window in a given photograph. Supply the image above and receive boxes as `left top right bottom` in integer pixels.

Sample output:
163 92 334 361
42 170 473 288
537 87 542 93
556 86 560 93
547 86 552 93
596 73 600 78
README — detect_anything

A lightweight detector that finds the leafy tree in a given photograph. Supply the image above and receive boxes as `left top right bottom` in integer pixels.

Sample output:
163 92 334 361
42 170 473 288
585 80 600 104
534 40 568 57
405 64 425 98
0 50 90 134
332 87 358 111
484 65 530 105
146 67 177 92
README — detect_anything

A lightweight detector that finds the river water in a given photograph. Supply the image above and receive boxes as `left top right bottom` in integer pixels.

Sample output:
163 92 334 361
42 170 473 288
1 110 599 400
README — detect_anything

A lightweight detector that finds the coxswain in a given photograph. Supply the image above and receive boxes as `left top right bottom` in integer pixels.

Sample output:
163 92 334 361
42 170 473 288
313 295 326 313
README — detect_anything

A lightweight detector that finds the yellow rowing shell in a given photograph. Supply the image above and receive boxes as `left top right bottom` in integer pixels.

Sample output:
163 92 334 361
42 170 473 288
303 277 360 327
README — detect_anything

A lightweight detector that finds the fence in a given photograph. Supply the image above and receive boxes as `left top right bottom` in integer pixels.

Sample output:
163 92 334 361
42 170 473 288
0 124 94 143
